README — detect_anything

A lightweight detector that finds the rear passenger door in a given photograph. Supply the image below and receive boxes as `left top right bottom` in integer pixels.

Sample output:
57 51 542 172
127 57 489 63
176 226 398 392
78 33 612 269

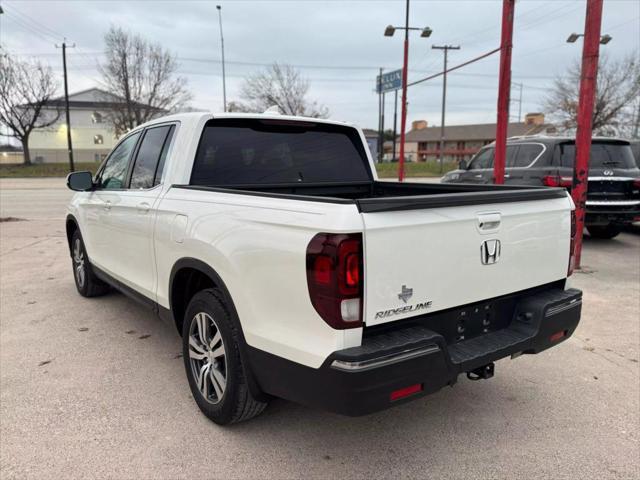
104 124 176 300
504 143 545 185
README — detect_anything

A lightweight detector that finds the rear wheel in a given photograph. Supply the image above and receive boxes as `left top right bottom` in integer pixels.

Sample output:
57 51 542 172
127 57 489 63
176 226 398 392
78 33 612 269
182 289 268 425
587 224 621 239
71 230 110 297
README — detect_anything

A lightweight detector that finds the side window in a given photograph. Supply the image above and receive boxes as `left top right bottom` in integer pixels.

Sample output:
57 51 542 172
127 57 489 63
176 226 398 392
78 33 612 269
153 126 175 186
468 148 494 170
98 132 141 190
512 144 543 167
505 145 519 167
129 125 174 189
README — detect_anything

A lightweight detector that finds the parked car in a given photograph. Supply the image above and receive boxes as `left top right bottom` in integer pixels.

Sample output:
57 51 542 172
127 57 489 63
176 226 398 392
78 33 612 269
66 113 582 425
442 136 640 239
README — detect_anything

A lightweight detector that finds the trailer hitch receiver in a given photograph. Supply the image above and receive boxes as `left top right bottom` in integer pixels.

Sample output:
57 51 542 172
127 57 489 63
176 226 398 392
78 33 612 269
466 362 495 381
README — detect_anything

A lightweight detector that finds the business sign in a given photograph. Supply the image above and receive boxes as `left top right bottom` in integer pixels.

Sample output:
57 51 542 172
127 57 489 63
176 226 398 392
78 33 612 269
376 69 403 93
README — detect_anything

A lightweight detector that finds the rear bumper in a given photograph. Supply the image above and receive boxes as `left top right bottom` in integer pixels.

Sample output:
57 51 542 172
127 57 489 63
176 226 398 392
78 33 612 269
247 287 582 416
586 200 640 225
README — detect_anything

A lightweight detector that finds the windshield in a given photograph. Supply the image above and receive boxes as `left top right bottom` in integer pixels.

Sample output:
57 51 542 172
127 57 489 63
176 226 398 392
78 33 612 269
190 119 371 186
554 142 636 169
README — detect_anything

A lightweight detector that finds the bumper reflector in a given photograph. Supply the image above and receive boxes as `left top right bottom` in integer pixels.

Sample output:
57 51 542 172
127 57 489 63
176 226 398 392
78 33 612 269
390 383 423 401
550 330 567 343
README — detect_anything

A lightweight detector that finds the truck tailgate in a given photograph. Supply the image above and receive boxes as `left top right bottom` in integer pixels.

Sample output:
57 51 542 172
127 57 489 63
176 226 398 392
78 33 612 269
362 196 572 326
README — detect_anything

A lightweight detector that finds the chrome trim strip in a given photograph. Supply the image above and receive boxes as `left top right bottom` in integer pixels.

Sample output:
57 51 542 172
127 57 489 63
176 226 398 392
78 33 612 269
586 200 640 206
330 345 440 372
588 177 637 182
545 299 582 317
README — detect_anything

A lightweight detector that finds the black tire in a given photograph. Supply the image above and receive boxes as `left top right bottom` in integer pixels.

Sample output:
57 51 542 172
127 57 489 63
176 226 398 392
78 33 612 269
182 289 268 425
587 224 621 239
70 230 110 297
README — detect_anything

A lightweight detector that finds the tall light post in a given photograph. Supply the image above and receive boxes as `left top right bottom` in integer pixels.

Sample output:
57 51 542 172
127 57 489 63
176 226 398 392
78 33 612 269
216 5 227 112
566 14 610 269
384 1 432 182
432 44 460 173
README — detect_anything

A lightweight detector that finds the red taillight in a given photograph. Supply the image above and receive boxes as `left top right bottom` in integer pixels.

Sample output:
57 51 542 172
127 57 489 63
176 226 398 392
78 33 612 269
345 253 360 287
568 210 576 277
632 178 640 190
550 330 567 343
543 175 573 188
390 383 423 401
306 233 363 329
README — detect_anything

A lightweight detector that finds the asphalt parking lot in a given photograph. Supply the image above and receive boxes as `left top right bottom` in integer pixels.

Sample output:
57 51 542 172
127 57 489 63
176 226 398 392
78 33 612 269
1 178 639 479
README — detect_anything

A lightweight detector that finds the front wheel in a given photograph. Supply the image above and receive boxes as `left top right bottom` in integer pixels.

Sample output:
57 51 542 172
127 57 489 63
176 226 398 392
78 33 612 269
182 289 268 425
587 224 621 239
71 230 110 297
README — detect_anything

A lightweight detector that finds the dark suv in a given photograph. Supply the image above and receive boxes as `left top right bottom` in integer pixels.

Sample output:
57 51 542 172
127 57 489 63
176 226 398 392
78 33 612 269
442 136 640 239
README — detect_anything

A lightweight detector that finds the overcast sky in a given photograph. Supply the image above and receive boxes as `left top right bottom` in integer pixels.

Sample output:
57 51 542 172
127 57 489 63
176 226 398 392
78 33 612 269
1 0 638 130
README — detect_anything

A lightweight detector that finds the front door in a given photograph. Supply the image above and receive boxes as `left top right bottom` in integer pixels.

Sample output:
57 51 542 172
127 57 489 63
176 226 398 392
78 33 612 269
82 131 142 272
101 124 176 300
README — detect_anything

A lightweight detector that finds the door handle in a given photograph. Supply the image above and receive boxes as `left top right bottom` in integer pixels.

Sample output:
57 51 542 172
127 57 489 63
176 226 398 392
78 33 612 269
474 174 483 178
477 212 501 231
503 174 510 179
103 200 112 211
137 202 151 213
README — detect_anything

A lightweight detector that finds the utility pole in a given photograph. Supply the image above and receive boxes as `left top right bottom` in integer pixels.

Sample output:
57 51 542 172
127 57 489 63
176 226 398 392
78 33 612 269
216 5 227 112
572 0 604 269
511 82 523 122
392 89 398 161
432 44 460 173
56 39 75 172
494 0 515 185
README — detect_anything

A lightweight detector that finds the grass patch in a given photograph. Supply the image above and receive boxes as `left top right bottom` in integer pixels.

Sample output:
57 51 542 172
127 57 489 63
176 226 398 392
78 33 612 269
0 162 100 178
1 160 458 180
375 161 458 178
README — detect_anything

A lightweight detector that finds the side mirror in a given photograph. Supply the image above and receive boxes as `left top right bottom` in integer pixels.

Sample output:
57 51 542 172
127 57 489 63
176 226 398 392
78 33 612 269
67 171 94 191
458 159 468 170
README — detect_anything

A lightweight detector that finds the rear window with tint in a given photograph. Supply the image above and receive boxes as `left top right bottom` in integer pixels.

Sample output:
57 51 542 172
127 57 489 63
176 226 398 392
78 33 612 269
554 142 636 169
190 119 371 186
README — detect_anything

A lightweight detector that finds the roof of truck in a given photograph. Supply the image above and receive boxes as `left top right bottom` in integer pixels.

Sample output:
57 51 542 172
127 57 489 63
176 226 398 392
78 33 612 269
135 111 355 131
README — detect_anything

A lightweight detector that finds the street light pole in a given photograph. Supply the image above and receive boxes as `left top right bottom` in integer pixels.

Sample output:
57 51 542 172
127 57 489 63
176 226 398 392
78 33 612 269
392 89 398 161
494 0 515 186
398 0 410 182
384 2 431 181
570 0 605 270
216 5 227 112
432 44 460 173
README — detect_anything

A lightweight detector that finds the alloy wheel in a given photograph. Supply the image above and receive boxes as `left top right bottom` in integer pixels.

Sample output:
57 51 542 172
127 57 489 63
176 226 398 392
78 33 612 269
73 238 86 288
188 312 227 404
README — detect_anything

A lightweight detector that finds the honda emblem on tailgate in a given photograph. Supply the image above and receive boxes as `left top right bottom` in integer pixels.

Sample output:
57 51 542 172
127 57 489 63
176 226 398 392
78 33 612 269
481 239 501 265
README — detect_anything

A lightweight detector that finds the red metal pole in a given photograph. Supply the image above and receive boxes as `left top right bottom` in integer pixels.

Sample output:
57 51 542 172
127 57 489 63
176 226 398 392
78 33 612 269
397 0 410 182
493 0 515 185
572 0 603 269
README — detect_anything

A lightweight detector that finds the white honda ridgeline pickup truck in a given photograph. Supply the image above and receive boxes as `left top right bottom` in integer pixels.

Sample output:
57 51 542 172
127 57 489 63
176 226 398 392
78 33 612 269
66 112 582 425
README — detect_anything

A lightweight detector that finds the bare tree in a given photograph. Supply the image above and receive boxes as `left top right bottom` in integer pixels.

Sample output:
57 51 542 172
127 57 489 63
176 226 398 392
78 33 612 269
233 63 329 118
0 49 60 165
99 26 192 136
543 52 640 136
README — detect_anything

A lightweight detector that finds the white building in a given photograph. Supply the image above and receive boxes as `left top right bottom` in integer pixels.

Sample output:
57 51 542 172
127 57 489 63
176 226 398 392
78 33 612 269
28 88 164 164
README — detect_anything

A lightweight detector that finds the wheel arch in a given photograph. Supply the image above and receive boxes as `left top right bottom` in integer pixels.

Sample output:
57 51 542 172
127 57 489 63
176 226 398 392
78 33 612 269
65 214 80 256
168 257 268 401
